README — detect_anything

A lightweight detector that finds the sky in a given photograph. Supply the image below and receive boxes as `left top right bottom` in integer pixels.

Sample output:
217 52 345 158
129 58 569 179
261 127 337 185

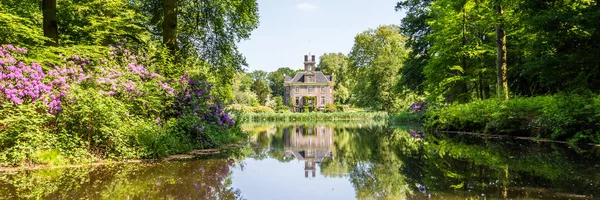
237 0 406 73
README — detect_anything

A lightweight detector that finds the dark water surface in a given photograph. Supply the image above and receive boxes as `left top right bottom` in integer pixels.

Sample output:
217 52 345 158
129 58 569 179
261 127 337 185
1 122 599 199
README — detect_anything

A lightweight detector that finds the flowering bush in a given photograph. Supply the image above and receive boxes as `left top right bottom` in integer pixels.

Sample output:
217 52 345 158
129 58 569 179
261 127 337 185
175 73 234 128
0 43 244 165
1 44 89 114
409 102 427 114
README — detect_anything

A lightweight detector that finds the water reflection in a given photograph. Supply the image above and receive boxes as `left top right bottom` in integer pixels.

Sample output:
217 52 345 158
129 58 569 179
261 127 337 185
2 123 599 199
0 158 242 199
283 125 334 178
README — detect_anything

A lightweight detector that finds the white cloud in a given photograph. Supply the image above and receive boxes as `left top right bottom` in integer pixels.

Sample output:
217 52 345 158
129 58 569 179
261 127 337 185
297 2 318 11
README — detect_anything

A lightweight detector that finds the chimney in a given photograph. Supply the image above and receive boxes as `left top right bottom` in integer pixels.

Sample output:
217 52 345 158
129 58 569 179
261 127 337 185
304 55 308 62
311 55 315 62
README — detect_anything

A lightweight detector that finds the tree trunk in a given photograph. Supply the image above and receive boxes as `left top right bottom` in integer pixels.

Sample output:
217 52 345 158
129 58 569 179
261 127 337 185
163 0 178 58
495 2 509 100
42 0 58 46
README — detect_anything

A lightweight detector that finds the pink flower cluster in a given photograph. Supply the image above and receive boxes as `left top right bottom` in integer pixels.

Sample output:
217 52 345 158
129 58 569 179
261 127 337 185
96 43 173 98
0 44 88 114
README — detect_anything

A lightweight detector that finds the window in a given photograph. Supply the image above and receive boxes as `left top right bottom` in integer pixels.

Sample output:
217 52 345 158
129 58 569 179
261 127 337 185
295 86 299 93
330 88 332 93
321 96 325 105
308 86 313 93
321 86 325 92
295 97 299 105
307 76 312 82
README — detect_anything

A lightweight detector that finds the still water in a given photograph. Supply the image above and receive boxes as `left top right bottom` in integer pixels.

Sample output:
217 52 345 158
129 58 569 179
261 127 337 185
1 122 599 199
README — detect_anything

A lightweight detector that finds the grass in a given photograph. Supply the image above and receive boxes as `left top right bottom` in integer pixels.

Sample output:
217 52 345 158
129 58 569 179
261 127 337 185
240 119 388 128
236 111 388 122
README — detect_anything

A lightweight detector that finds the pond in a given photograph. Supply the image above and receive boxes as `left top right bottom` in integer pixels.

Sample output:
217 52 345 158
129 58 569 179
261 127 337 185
1 122 599 199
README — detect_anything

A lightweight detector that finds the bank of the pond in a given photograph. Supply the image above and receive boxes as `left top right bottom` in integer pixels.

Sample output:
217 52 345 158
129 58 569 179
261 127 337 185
389 111 425 123
237 111 388 122
0 145 245 172
425 94 600 143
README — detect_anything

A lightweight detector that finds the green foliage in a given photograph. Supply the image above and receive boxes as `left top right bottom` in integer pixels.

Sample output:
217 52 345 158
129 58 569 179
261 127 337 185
238 112 389 122
317 53 352 104
302 96 317 111
232 90 259 105
227 104 274 113
397 0 600 101
389 111 424 123
349 25 409 113
325 103 337 113
426 94 600 143
0 102 54 165
57 0 151 45
267 67 295 97
251 79 271 106
0 3 47 46
395 0 433 94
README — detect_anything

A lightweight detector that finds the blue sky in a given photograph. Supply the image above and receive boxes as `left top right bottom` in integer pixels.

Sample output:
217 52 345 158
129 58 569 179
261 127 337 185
237 0 406 73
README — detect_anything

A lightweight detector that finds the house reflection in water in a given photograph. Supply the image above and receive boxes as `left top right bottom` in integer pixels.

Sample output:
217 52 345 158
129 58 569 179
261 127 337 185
283 125 334 178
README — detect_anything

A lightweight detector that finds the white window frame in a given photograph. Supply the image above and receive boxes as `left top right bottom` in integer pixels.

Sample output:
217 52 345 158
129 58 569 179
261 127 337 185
308 86 313 93
321 96 325 105
307 76 312 82
295 97 299 105
321 86 325 92
295 86 299 93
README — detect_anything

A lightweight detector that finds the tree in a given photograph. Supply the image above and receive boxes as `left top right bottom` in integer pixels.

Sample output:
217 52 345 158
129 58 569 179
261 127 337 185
267 67 295 97
424 0 499 103
495 0 508 100
42 0 58 46
136 0 259 67
318 53 352 104
249 70 268 81
0 1 47 45
349 25 409 112
395 0 433 94
251 79 271 106
163 0 177 56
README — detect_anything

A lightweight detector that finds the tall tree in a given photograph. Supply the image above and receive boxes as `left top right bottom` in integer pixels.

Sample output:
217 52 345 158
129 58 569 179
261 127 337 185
349 25 409 112
395 0 433 94
267 67 295 97
42 0 58 46
317 53 352 104
163 0 177 57
251 79 271 106
495 0 508 100
249 70 268 81
425 0 497 103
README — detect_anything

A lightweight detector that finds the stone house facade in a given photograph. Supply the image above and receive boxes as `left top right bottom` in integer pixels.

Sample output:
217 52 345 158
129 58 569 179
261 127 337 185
283 55 334 112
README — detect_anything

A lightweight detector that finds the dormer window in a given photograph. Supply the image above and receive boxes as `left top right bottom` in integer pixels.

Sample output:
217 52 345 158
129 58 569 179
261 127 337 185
307 76 312 82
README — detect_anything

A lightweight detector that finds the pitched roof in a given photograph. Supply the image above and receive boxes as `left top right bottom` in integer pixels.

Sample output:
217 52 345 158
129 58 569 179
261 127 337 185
285 71 332 83
284 76 293 82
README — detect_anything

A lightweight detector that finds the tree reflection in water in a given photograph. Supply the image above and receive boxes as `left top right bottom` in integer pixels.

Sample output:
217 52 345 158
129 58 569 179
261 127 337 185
2 123 599 199
0 158 242 199
249 123 600 199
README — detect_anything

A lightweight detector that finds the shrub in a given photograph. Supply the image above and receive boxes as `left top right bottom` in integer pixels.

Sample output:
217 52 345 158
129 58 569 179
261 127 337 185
426 94 600 143
336 104 349 112
0 44 246 166
325 103 336 113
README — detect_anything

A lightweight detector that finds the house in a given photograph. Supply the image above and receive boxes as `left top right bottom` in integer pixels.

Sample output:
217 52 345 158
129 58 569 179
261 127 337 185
283 125 334 178
283 54 334 112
